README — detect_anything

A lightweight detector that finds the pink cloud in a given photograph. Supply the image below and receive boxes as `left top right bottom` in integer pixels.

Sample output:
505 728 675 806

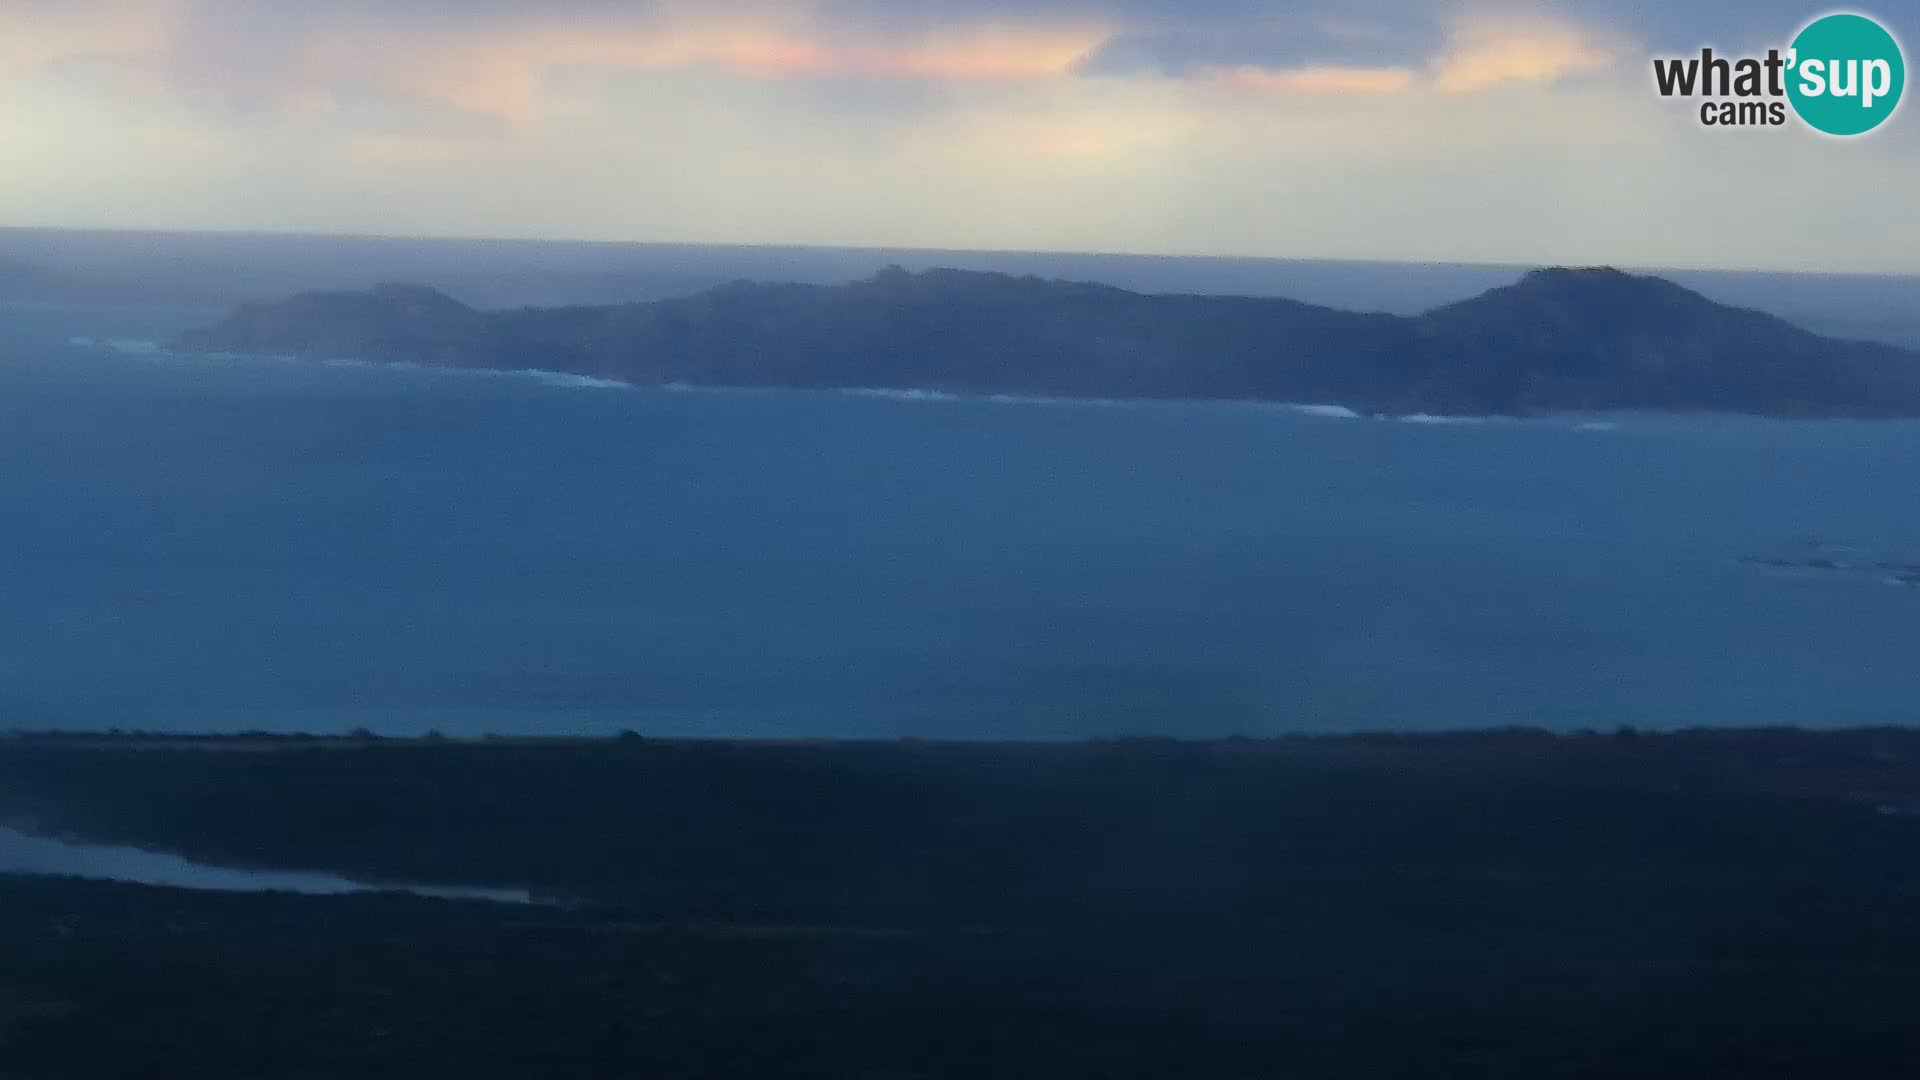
1207 64 1417 95
0 1 1622 134
4 2 1112 129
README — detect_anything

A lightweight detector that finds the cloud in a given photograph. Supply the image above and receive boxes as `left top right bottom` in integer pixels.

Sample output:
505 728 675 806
1074 18 1441 79
2 0 1916 274
1206 65 1417 95
2 1 1120 129
1430 13 1620 93
0 0 1784 129
1074 7 1621 97
343 134 496 165
0 0 176 74
0 3 1604 94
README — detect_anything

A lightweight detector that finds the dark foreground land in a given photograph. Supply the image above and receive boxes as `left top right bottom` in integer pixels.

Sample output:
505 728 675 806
5 728 1920 1078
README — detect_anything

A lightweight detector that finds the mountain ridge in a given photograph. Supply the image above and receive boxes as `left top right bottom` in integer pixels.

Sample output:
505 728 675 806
173 265 1920 418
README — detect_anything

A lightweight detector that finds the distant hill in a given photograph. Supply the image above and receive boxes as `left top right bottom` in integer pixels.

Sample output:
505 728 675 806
174 265 1920 418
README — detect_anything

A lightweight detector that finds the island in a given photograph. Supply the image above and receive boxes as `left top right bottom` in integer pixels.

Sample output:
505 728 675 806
173 265 1920 418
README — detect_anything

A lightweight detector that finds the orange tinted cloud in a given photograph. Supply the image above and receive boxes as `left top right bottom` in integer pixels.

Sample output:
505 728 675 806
0 0 177 74
259 12 1112 127
0 1 1617 132
3 2 1109 128
1431 16 1618 93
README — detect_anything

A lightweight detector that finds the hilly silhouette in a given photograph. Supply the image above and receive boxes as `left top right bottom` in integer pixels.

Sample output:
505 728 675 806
174 265 1920 417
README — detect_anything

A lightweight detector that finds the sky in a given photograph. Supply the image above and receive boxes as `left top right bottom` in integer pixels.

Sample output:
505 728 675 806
0 0 1915 272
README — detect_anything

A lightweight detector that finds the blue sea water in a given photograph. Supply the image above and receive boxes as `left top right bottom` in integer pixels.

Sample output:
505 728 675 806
4 301 1919 738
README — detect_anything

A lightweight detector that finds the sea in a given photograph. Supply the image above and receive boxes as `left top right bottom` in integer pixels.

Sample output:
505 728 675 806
4 300 1919 739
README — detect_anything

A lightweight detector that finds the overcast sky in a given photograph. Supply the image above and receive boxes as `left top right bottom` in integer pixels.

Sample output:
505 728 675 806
1 0 1913 271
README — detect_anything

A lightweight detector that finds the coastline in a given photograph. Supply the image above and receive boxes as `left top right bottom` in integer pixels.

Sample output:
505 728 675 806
7 724 1920 1078
6 725 1918 889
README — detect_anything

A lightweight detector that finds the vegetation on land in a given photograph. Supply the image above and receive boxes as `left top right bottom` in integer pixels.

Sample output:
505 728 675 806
3 729 1920 1077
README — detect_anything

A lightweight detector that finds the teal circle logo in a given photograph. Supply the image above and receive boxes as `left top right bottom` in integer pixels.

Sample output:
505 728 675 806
1787 13 1905 136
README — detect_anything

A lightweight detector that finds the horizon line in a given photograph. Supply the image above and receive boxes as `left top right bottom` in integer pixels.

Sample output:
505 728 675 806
4 222 1917 282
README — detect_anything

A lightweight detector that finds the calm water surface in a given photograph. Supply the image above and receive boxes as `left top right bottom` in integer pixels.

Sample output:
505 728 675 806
4 302 1918 738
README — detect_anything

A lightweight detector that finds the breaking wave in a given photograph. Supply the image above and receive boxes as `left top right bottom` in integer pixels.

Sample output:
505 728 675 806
71 337 164 355
1287 403 1363 420
840 387 962 402
1396 413 1496 425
